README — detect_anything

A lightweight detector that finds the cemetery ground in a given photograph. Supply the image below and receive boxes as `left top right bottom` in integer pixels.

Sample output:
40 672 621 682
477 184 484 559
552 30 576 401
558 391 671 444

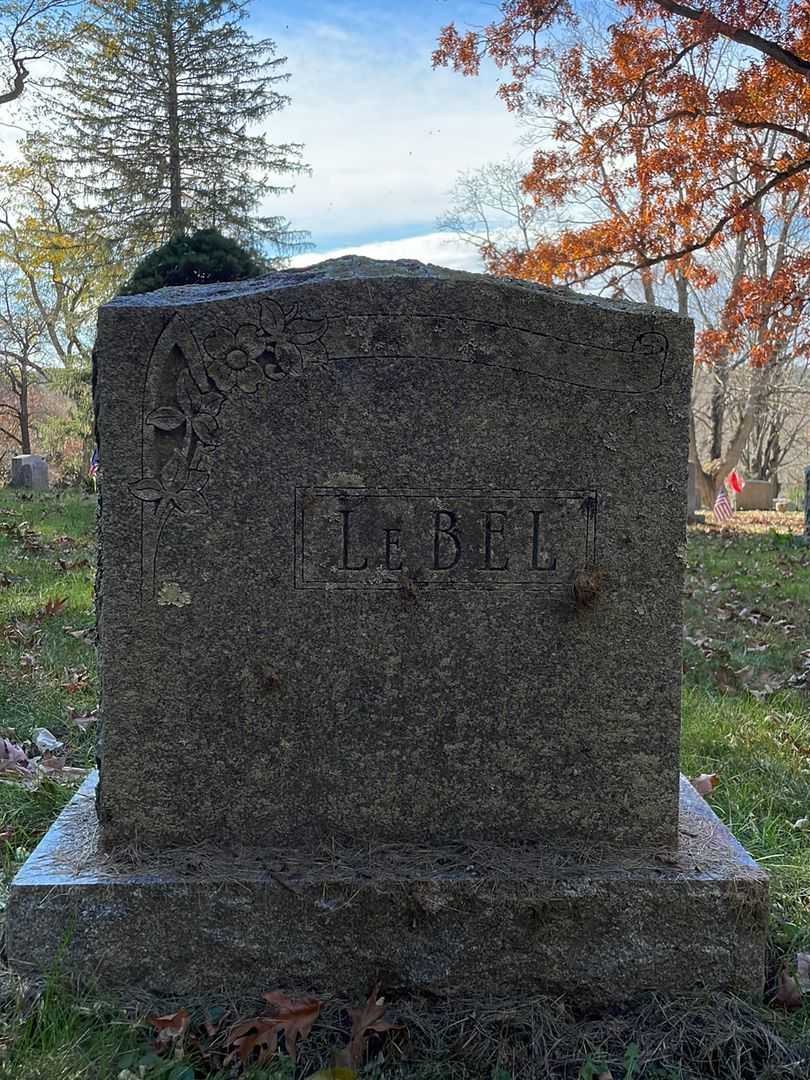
0 490 809 1079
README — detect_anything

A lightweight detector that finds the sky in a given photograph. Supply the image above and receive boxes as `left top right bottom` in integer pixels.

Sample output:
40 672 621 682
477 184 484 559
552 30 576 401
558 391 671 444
248 1 524 272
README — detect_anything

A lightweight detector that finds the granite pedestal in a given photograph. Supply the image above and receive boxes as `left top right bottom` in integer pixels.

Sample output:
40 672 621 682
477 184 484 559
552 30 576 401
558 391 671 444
8 773 767 1000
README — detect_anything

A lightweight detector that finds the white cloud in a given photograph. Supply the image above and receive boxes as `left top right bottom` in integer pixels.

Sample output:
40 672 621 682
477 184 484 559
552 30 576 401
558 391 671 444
260 6 522 247
289 230 485 272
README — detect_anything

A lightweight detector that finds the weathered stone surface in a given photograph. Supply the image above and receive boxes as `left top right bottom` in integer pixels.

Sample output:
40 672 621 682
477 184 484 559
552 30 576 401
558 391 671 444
9 453 49 489
7 773 768 1000
93 258 692 851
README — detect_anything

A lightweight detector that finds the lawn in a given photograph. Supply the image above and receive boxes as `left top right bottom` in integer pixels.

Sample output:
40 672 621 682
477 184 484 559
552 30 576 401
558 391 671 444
0 489 809 1079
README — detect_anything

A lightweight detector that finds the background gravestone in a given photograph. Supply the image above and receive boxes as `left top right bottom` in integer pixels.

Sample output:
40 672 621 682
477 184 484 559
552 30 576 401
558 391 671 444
9 454 49 490
7 259 768 1001
736 478 775 511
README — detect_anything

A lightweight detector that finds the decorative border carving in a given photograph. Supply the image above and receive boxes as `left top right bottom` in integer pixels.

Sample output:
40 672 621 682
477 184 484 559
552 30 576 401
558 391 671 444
132 302 328 600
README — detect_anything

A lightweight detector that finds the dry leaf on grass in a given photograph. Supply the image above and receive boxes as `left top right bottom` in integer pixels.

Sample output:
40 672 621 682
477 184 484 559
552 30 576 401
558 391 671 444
690 773 720 797
339 986 406 1070
149 1007 191 1047
0 738 31 776
41 596 67 618
67 707 97 731
227 992 320 1066
61 668 91 693
37 753 86 780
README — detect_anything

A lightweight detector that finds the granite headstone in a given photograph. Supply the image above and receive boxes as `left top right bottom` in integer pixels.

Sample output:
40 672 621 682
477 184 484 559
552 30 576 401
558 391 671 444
8 259 768 1001
10 453 49 489
92 259 690 851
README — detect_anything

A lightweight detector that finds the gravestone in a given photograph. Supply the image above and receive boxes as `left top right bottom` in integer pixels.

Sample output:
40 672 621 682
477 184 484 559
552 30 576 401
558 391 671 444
736 478 775 511
9 453 49 489
7 259 767 1002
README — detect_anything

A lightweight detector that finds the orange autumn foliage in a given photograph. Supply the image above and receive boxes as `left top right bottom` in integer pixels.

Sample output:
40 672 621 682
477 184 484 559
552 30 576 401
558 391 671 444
434 1 810 369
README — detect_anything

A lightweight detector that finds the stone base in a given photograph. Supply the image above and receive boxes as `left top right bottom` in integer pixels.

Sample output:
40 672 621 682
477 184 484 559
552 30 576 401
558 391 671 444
7 774 767 1002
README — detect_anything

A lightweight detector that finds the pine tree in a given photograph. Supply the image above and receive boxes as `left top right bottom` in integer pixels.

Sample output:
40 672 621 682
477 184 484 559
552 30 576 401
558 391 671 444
40 0 308 259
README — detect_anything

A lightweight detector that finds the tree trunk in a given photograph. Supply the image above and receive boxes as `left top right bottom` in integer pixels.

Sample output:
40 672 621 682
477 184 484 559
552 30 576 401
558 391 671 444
18 368 31 454
165 1 184 238
709 362 728 460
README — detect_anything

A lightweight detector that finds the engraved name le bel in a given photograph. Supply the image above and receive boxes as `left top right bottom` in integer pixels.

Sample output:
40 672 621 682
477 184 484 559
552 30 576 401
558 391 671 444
295 488 597 591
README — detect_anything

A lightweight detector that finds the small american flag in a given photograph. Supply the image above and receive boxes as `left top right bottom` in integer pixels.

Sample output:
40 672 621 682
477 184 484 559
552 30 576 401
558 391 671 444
88 447 99 478
713 484 734 522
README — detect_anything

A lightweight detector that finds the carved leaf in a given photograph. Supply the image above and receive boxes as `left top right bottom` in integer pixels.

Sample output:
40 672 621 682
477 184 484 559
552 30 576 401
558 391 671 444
161 450 189 492
173 489 208 516
130 478 165 502
287 316 327 344
146 406 186 431
192 413 219 445
260 298 286 333
198 390 224 416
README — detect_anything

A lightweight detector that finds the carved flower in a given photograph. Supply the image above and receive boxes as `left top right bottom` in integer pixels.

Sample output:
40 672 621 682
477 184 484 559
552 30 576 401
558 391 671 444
129 450 208 515
259 300 327 379
204 324 266 393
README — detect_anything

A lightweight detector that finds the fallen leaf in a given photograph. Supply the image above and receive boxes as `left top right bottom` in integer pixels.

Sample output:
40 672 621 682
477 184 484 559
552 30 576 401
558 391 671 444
792 817 809 831
690 773 720 797
68 708 97 732
713 665 740 692
41 596 67 618
227 992 320 1066
0 738 31 776
344 986 405 1069
38 754 86 780
61 668 91 693
149 1007 191 1047
772 964 803 1010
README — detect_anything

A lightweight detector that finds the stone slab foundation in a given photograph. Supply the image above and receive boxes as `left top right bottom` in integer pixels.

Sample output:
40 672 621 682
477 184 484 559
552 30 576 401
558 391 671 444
7 773 767 1002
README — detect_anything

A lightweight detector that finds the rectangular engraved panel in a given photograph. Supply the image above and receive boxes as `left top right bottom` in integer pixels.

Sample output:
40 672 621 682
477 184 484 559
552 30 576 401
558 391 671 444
295 487 597 590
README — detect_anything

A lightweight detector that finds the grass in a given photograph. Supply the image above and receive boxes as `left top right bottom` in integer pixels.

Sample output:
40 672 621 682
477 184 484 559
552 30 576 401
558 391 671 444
0 491 809 1077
